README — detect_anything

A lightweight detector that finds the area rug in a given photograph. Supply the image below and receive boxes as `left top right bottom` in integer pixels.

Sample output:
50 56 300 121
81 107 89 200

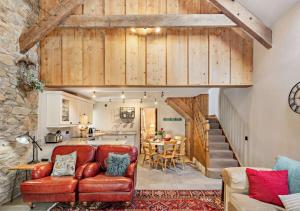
50 190 223 211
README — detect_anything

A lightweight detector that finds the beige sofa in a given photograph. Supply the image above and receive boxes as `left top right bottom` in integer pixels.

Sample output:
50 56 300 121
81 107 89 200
222 167 286 211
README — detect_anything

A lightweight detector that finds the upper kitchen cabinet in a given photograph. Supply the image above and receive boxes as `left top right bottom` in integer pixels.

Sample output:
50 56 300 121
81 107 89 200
43 91 94 128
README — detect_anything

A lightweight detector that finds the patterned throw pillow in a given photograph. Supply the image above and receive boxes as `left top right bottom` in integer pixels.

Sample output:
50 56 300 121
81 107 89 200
51 151 77 176
106 153 130 176
279 193 300 211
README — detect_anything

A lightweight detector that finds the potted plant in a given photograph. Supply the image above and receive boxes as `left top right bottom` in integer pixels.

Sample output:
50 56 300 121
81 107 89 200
155 128 166 140
17 57 44 92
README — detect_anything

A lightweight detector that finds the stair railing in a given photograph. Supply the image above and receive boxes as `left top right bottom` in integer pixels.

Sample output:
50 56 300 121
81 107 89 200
194 111 210 168
219 90 249 166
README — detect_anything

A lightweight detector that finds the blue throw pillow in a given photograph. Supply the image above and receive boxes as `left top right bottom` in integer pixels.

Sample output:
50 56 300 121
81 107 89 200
274 156 300 194
106 153 130 176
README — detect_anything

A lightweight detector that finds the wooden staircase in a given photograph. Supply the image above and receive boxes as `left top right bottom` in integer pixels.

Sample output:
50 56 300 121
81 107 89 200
206 116 239 179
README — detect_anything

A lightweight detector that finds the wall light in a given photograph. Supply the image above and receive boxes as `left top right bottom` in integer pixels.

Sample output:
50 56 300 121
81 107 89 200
143 91 147 99
154 98 158 105
92 91 96 98
161 91 165 98
140 98 143 104
155 27 161 33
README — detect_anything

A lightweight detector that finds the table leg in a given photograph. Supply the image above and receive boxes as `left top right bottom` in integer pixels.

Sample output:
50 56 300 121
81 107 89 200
11 170 19 202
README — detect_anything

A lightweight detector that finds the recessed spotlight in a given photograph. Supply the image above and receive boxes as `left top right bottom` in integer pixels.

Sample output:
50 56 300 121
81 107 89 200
130 28 136 33
155 27 161 33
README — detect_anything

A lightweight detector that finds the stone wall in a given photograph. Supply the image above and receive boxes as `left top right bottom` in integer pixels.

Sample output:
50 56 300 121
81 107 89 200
0 0 39 204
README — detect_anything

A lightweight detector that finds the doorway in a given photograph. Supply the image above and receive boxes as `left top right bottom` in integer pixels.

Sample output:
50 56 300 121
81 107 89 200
140 107 157 151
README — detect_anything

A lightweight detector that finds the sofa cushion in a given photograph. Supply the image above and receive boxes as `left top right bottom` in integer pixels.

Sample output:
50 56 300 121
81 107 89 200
246 168 289 206
95 145 138 169
79 173 133 193
51 145 95 169
274 156 300 194
51 151 77 176
21 176 78 194
231 193 285 211
106 153 130 176
279 193 300 211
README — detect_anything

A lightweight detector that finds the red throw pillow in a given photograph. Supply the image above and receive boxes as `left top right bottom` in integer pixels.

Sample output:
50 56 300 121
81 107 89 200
246 168 289 206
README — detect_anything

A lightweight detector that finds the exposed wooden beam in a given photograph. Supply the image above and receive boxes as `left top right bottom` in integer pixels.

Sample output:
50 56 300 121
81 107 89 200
209 0 272 49
19 0 86 54
60 14 236 28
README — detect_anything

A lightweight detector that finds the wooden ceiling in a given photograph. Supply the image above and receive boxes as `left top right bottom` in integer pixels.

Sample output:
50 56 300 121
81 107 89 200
19 0 272 53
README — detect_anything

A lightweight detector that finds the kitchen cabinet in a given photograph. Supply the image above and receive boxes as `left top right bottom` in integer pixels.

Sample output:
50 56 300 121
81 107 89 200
45 91 94 128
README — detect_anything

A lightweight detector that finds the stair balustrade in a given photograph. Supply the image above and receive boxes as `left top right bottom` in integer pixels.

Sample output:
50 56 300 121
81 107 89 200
219 90 249 166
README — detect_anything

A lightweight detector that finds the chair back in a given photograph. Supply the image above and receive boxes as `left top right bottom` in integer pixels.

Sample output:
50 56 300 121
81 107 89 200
163 140 177 157
51 145 96 169
179 137 187 155
95 145 138 169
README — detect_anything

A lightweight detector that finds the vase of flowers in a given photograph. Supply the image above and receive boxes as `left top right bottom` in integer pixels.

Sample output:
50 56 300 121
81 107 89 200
155 128 166 140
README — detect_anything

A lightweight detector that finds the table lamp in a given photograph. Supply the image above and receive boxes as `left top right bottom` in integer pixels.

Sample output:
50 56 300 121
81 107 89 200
16 132 43 164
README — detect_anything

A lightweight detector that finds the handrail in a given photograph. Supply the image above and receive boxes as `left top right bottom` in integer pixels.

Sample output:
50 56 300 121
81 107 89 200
219 90 249 166
194 111 210 168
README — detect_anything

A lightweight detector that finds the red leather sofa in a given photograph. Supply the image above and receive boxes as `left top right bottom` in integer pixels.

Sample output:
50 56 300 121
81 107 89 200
20 145 138 206
78 145 138 204
20 145 96 206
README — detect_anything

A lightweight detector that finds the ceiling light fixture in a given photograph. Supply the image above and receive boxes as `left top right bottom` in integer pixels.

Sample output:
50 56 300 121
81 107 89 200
92 91 96 98
121 91 126 99
155 27 161 33
143 91 147 99
130 28 136 33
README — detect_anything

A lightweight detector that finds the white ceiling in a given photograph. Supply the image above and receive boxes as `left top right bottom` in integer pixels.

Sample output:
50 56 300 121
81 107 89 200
57 87 209 102
237 0 300 27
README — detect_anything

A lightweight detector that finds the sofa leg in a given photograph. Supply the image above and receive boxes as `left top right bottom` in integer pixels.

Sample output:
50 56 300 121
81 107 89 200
70 202 75 208
27 202 33 209
125 201 131 207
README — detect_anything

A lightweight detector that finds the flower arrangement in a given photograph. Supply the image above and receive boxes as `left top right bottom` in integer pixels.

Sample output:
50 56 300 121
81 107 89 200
17 57 44 92
156 128 166 137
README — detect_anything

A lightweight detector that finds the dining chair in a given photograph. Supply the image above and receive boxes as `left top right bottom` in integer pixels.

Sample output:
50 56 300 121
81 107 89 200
156 140 177 172
175 137 187 169
142 141 158 167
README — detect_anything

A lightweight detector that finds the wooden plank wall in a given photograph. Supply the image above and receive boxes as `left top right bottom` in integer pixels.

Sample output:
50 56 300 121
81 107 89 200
40 0 253 87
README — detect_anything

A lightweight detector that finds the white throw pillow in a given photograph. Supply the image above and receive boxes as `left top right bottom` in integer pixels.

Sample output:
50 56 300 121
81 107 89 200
279 193 300 211
51 151 77 176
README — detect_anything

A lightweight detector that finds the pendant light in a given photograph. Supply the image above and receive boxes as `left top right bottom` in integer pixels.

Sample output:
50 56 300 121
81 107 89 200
92 91 96 99
121 91 126 99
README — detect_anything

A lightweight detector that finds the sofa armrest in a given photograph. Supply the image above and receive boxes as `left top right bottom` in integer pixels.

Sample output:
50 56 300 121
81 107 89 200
75 163 89 180
83 162 101 178
222 167 272 193
32 162 53 179
125 162 137 179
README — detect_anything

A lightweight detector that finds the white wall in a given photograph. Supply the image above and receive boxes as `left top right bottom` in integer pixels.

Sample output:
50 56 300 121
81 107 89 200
209 88 220 117
223 2 300 167
93 100 186 147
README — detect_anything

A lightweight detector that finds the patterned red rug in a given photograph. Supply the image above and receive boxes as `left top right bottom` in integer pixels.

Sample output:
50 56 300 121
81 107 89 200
51 190 223 211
